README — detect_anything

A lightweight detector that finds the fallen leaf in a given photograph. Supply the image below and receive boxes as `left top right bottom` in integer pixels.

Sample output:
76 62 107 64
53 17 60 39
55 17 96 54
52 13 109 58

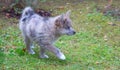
5 13 10 18
104 35 108 41
22 48 26 52
66 3 70 5
108 22 116 26
95 61 100 64
95 61 102 65
57 6 65 10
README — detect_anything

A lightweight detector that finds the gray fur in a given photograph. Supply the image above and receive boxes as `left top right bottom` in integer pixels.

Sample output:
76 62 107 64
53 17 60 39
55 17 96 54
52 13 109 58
19 7 76 60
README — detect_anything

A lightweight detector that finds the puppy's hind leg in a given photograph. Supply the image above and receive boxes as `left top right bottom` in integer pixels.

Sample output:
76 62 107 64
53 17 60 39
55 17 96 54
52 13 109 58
24 36 35 54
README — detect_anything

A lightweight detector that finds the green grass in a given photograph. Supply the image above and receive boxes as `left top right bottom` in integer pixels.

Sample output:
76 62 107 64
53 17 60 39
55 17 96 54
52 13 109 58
0 0 120 70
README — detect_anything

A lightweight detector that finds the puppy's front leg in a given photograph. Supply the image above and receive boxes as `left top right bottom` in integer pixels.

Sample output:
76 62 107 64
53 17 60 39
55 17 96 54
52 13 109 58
40 47 49 58
45 44 66 60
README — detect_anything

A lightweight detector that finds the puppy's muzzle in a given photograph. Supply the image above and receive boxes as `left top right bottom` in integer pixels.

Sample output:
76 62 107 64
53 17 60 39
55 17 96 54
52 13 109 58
73 31 76 35
67 30 76 36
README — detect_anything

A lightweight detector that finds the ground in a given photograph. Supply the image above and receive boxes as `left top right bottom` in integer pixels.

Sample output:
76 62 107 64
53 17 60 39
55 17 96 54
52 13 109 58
0 0 120 70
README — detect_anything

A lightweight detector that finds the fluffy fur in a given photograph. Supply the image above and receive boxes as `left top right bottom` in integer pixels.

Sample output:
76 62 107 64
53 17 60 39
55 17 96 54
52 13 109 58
19 7 76 60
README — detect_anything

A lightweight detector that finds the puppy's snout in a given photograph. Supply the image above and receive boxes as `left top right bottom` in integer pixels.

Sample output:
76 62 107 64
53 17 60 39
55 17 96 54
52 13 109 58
73 31 76 35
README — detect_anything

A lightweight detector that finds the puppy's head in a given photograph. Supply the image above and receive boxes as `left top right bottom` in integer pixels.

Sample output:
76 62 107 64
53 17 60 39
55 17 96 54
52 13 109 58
55 10 76 36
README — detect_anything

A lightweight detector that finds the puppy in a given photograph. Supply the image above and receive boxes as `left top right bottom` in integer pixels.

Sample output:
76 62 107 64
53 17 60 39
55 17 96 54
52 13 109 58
19 7 76 60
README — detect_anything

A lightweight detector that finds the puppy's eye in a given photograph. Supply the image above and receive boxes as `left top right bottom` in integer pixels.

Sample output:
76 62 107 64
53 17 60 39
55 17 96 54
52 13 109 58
65 26 70 29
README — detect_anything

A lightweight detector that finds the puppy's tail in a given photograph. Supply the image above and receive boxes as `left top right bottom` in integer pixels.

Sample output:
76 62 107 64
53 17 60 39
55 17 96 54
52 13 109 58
21 7 34 22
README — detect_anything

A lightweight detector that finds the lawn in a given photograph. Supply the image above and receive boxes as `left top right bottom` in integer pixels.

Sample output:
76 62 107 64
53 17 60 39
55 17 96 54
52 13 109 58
0 0 120 70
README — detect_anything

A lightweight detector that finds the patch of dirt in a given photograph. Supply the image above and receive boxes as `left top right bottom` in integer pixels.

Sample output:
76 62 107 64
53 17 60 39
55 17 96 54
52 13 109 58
1 8 52 19
36 9 52 17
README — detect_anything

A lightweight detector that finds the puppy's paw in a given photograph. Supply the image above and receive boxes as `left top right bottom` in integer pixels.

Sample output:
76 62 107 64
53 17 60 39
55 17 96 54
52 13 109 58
31 45 34 48
40 54 49 58
57 52 66 60
28 50 35 54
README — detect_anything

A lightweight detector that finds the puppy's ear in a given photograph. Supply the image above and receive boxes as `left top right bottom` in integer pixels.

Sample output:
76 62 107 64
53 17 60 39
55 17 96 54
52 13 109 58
55 15 64 27
65 10 71 17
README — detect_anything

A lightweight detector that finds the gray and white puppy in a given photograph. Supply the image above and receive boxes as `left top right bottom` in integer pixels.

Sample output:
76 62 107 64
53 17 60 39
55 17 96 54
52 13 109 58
19 7 76 60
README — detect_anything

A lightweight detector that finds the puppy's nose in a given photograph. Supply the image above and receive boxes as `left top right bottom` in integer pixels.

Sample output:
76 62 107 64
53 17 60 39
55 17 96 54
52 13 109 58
73 31 76 35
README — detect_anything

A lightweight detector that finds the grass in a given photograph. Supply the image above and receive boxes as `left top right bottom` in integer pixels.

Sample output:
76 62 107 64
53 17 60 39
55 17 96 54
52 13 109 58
0 0 120 70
